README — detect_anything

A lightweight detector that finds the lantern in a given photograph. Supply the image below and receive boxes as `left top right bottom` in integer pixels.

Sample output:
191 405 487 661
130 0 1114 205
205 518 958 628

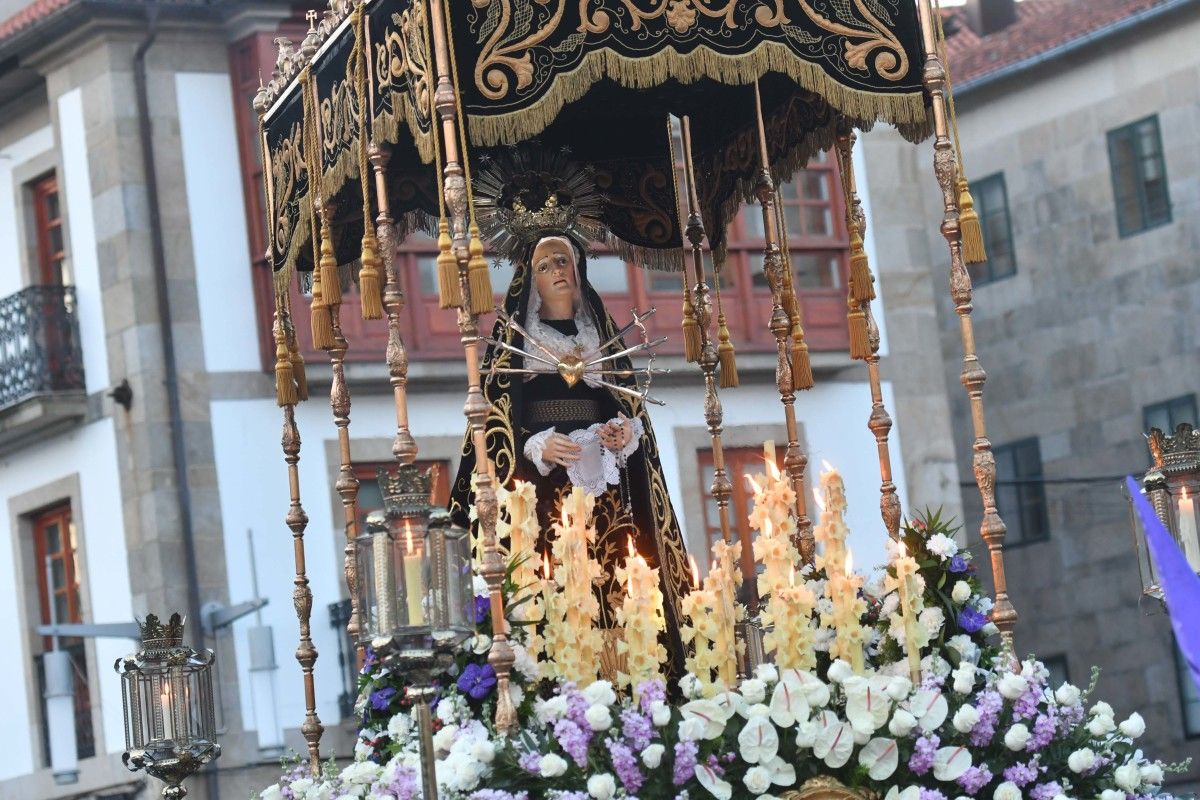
1130 425 1200 601
115 613 219 799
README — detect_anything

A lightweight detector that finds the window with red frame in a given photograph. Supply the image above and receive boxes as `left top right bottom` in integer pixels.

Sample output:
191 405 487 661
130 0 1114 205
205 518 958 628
31 503 95 762
697 447 784 586
31 173 69 286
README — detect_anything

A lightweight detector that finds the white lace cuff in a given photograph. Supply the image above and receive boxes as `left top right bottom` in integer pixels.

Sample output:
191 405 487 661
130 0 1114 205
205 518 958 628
601 416 643 486
523 427 557 476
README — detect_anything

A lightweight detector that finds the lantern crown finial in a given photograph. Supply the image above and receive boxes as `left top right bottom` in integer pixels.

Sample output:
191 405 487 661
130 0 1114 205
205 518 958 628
137 613 185 652
377 463 434 518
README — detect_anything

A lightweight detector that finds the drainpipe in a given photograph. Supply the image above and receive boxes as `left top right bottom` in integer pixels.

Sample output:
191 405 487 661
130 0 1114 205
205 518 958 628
133 6 217 800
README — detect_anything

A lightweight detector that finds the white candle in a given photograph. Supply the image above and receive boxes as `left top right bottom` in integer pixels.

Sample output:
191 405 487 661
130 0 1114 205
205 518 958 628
402 520 424 624
1178 488 1200 571
160 683 175 740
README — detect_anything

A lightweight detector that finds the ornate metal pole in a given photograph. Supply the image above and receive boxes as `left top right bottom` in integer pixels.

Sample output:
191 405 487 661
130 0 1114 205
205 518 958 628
428 0 517 733
369 143 419 467
915 0 1018 650
751 81 814 563
832 127 902 541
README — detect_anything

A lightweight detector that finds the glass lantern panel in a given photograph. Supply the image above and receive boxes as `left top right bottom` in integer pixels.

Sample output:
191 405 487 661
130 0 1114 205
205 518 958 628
443 524 475 634
1125 483 1161 600
1170 485 1200 572
356 531 397 642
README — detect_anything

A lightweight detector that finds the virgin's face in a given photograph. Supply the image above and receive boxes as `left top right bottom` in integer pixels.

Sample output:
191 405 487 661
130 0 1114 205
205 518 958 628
532 239 578 309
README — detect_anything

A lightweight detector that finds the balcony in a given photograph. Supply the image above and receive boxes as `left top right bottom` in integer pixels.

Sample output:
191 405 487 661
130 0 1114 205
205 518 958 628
0 285 87 453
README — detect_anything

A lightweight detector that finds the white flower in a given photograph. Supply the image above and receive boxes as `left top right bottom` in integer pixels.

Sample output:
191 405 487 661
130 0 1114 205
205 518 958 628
473 574 488 597
889 709 917 737
679 717 707 741
738 714 780 764
764 754 796 787
744 766 773 795
1054 683 1081 707
1115 763 1142 792
933 746 973 781
680 673 702 698
1067 748 1096 773
341 761 382 785
920 607 945 636
923 654 953 679
1004 723 1031 751
1140 762 1164 785
755 664 779 684
536 695 568 724
585 704 613 731
997 673 1029 700
907 688 949 732
982 622 999 636
584 680 617 706
470 739 496 764
859 737 900 780
437 694 466 724
795 720 818 748
769 677 811 728
650 700 672 727
953 705 980 733
1119 712 1145 738
1100 791 1125 800
290 779 313 796
1089 701 1114 718
880 592 900 618
641 743 665 768
432 723 459 755
512 643 540 682
588 773 617 800
682 698 732 739
468 634 492 655
827 659 855 684
696 763 733 800
946 635 980 665
927 533 958 559
993 780 1021 800
260 785 283 800
1087 715 1116 736
509 683 524 708
741 678 767 704
539 753 568 777
885 677 913 701
951 581 972 604
386 712 412 742
952 662 977 695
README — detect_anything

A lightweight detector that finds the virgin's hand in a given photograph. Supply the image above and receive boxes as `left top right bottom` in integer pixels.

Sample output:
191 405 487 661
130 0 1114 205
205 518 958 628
542 433 582 467
600 415 634 452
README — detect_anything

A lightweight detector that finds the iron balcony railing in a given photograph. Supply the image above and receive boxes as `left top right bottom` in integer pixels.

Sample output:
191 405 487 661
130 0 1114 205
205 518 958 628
0 285 85 410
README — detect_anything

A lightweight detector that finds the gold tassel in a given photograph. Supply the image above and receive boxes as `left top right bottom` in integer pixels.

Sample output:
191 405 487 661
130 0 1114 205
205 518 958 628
848 301 871 361
717 312 739 388
682 293 701 363
359 231 384 320
848 227 875 303
436 218 462 310
310 269 335 351
791 335 814 390
274 325 297 407
319 228 341 309
958 176 987 264
466 224 493 316
283 313 309 402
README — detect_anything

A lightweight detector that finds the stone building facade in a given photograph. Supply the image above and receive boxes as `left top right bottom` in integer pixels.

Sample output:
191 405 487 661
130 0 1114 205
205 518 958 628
865 0 1200 788
0 2 966 799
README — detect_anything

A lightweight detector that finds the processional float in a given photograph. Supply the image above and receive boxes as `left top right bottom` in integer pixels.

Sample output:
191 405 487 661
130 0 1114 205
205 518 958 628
249 0 1020 788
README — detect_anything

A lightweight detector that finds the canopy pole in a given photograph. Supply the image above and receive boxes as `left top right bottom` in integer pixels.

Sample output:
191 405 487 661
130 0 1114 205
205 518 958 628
428 0 518 735
916 0 1018 653
833 126 901 544
751 81 814 565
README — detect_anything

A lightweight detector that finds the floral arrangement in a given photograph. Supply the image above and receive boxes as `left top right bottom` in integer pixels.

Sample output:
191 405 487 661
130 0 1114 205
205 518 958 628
259 507 1190 800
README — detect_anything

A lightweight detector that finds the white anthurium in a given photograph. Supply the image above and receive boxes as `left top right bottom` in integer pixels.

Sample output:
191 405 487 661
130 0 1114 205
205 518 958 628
713 690 749 720
907 688 949 733
812 711 855 769
695 763 733 800
681 699 731 740
795 719 819 749
765 755 797 787
884 786 921 800
844 676 893 734
933 745 973 782
780 669 831 708
885 676 913 701
739 713 781 765
769 677 812 728
859 737 900 780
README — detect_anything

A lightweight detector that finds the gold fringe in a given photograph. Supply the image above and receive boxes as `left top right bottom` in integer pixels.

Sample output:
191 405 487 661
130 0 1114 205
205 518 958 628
848 226 875 303
359 231 384 319
274 323 298 407
436 218 462 309
466 224 493 316
848 302 871 361
466 41 930 149
958 176 987 264
717 312 739 388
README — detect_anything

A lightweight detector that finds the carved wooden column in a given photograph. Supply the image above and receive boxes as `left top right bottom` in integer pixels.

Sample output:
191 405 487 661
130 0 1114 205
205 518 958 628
916 0 1017 650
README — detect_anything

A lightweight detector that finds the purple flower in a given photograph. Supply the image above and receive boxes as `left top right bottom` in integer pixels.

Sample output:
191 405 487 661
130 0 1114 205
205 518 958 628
362 647 378 671
1003 759 1040 787
469 792 530 800
518 750 541 774
554 718 591 767
457 662 497 700
920 790 948 800
1030 783 1062 800
958 606 989 633
1027 713 1057 752
369 687 397 711
609 740 645 792
971 690 1003 747
673 740 698 786
621 708 653 751
637 680 666 713
908 734 940 775
957 765 994 796
475 595 490 624
949 555 970 573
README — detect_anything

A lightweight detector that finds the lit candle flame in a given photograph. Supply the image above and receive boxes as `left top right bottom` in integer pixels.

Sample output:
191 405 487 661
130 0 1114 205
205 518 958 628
765 456 780 480
561 505 569 528
845 548 854 575
627 534 637 559
1184 486 1191 502
542 550 552 580
405 519 415 554
813 487 825 512
689 554 700 589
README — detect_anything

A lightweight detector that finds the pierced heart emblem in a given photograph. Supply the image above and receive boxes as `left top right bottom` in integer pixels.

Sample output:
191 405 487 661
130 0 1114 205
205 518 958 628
557 354 585 388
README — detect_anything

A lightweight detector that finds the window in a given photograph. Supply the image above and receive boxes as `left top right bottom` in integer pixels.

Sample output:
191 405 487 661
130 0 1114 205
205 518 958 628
1108 116 1171 237
993 438 1049 546
697 447 783 585
1040 653 1070 689
1176 643 1200 738
969 173 1015 285
1143 394 1197 435
31 173 69 286
31 503 94 762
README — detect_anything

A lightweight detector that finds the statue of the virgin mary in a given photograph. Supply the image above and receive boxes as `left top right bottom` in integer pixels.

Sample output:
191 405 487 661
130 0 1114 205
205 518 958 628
448 161 691 671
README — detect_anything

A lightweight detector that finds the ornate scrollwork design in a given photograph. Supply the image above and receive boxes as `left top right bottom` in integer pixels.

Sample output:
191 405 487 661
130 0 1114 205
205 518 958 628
794 0 908 79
